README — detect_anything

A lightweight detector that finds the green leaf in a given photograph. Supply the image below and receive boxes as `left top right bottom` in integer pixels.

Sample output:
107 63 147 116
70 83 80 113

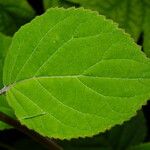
0 33 11 88
3 8 150 139
0 0 35 35
44 0 60 9
128 143 150 150
0 32 14 130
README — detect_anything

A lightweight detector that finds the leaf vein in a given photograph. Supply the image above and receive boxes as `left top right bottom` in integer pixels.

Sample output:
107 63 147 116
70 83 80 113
14 14 73 82
35 78 109 122
77 77 129 115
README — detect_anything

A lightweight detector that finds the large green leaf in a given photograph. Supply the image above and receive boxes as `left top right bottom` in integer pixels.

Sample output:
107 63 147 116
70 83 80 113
3 8 150 139
128 143 150 150
0 0 35 35
0 33 14 130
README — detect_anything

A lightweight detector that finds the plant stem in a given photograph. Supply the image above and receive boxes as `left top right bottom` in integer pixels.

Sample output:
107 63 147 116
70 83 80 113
0 86 9 95
0 112 63 150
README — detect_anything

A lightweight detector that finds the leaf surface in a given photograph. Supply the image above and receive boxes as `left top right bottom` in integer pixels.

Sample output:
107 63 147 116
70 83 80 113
3 8 150 139
0 0 35 35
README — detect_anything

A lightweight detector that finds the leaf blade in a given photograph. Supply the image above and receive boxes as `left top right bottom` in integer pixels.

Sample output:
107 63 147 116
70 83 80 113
3 8 150 139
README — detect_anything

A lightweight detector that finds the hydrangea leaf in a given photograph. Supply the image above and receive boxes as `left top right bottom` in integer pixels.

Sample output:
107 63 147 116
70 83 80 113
0 33 15 130
0 0 35 35
3 8 150 139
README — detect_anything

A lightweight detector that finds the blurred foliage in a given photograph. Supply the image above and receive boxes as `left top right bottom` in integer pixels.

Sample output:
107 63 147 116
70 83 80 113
0 33 15 130
0 0 35 35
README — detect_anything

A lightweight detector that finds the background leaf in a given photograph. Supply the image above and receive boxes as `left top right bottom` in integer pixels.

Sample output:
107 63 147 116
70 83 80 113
128 143 150 150
0 32 14 130
43 0 78 9
3 8 150 139
44 0 61 9
0 0 35 35
143 7 150 57
0 33 11 88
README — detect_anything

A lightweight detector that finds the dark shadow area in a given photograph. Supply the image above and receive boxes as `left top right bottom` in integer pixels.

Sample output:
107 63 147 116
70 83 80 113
28 0 44 15
0 129 46 150
143 101 150 141
137 32 144 51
